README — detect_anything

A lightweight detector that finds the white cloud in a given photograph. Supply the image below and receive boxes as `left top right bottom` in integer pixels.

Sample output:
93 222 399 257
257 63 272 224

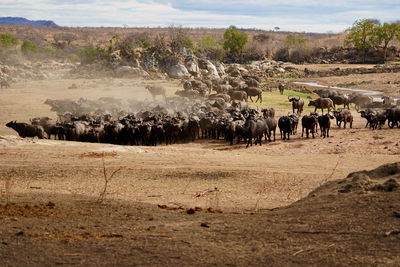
0 0 399 32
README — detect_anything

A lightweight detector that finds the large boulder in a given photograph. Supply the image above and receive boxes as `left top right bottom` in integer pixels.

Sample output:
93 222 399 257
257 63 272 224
215 62 225 76
198 58 219 78
166 62 190 79
185 55 200 76
114 66 149 77
143 53 159 72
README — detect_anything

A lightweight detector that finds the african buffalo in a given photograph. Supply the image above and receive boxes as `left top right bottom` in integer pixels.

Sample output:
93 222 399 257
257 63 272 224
318 114 334 138
308 98 335 114
6 121 46 139
288 96 304 115
333 109 353 128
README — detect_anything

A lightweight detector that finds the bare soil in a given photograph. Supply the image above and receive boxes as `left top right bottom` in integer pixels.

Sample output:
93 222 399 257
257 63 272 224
1 70 400 265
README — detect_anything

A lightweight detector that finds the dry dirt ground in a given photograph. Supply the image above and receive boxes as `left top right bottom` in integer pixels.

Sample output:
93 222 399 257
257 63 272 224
0 71 400 265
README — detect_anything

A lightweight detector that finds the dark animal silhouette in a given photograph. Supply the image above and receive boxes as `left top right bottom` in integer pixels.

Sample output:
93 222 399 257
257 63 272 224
6 121 46 139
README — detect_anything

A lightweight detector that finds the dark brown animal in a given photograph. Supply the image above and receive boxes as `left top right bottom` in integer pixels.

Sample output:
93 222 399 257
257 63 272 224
261 108 275 118
243 87 262 103
278 116 292 140
6 121 46 139
329 95 350 109
301 114 318 139
308 98 335 114
278 83 285 95
318 114 334 138
386 107 400 128
228 90 248 102
288 96 304 115
245 78 260 88
349 94 372 111
333 109 353 128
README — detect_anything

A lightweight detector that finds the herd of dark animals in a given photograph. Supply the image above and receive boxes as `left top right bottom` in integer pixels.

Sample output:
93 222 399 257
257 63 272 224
3 76 400 147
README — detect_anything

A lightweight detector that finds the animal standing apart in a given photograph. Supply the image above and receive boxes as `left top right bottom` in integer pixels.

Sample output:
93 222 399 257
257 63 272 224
1 80 10 88
288 96 304 115
145 85 166 101
278 83 285 95
6 121 46 139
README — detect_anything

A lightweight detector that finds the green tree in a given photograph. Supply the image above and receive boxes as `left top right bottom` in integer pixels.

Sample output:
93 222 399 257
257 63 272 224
21 40 38 55
0 33 19 48
223 28 248 57
373 22 400 61
344 19 378 63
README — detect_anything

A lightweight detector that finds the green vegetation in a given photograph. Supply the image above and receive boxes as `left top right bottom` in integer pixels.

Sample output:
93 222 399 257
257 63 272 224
196 36 226 61
284 34 309 47
43 45 56 56
135 37 151 49
249 89 314 113
345 19 379 63
21 40 38 55
373 22 400 61
345 19 400 62
0 33 19 48
67 53 79 62
79 46 107 64
223 28 248 56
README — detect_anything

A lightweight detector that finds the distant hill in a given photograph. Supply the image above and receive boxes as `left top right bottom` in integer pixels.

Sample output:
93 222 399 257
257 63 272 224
0 17 58 27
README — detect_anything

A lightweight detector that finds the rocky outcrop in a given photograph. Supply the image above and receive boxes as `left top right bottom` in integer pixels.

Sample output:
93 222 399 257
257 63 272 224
165 62 190 79
143 53 159 72
198 58 219 78
185 55 200 76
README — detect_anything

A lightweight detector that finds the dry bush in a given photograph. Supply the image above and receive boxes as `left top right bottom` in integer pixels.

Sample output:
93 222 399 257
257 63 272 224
242 34 274 61
97 153 123 203
274 47 290 61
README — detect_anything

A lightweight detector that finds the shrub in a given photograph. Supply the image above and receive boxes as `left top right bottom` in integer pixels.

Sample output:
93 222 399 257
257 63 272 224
43 46 56 56
21 40 38 55
285 34 309 47
274 47 289 61
67 53 79 62
223 28 248 55
169 26 195 54
135 37 151 49
79 46 107 64
196 36 226 61
0 33 19 48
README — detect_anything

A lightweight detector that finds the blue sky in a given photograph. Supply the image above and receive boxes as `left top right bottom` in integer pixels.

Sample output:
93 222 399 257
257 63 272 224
1 0 399 32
